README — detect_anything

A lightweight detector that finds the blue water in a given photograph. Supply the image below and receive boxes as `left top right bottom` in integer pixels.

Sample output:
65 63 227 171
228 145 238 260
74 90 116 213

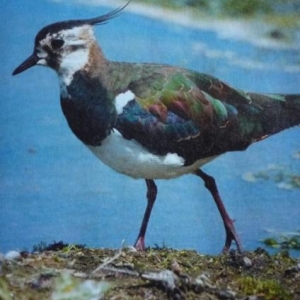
1 0 300 255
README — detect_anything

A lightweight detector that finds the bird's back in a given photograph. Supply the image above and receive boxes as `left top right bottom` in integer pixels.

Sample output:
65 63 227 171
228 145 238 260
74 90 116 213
112 62 300 165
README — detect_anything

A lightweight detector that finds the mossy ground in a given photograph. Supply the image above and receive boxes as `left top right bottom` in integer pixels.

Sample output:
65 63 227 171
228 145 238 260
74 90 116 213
1 246 299 299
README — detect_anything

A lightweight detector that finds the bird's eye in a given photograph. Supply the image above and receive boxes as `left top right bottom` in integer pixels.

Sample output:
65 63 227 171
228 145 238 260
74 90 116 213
51 39 64 50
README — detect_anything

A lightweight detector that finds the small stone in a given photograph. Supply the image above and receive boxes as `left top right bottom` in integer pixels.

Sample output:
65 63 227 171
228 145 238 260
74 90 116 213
5 250 21 261
284 263 300 275
66 258 76 267
171 260 182 275
30 273 55 290
142 270 178 290
73 272 88 278
243 256 252 267
218 290 236 299
57 252 69 259
195 274 214 289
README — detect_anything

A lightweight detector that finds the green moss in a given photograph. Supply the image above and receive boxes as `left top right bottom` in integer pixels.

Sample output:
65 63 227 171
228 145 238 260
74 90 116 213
0 277 13 300
134 0 300 28
237 276 292 299
263 234 300 250
265 13 300 28
264 238 279 248
221 0 272 17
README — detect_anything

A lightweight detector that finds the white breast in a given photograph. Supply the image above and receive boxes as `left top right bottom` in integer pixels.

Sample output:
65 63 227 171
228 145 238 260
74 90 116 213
87 129 216 179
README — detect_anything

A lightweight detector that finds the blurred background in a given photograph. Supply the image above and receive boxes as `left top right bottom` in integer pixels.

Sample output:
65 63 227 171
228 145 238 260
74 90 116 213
1 0 299 255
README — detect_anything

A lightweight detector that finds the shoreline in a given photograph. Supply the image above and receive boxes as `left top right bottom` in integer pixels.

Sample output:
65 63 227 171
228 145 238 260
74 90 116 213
69 0 300 49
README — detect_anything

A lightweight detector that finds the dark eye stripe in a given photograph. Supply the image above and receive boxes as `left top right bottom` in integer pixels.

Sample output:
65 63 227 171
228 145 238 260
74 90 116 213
43 45 51 53
69 44 86 52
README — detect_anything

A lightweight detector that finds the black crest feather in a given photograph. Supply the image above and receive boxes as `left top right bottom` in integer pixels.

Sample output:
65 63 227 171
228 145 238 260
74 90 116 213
35 1 130 45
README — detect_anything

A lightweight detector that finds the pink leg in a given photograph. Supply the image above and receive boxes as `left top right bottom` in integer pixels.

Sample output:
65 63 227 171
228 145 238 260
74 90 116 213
134 179 157 251
195 169 242 253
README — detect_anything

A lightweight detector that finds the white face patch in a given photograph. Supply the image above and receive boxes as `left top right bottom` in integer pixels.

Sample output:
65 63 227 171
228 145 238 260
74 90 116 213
58 26 94 85
38 25 95 86
36 48 48 59
115 90 135 114
59 47 89 85
35 47 49 66
37 58 47 66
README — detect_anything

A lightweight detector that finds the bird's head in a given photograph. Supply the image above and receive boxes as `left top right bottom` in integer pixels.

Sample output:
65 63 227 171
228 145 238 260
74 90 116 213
12 2 129 77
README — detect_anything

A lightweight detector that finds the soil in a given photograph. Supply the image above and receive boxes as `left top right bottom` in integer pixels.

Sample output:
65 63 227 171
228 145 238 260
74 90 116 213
1 245 299 299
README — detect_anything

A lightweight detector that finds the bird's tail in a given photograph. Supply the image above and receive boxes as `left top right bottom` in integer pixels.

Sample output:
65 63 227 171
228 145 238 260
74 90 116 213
246 92 300 139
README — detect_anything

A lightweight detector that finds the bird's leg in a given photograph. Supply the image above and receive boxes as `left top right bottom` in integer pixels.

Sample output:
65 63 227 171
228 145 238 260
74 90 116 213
134 179 157 251
195 169 242 253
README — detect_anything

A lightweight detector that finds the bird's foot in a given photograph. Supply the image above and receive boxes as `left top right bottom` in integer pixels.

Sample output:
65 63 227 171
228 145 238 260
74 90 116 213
134 237 146 251
222 219 242 254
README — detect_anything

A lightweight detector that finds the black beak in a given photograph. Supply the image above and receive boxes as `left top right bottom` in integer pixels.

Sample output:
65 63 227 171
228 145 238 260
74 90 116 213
12 53 39 76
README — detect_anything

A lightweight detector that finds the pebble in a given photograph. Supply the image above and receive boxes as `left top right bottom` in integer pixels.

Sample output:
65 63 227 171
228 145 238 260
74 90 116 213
217 290 236 299
74 271 88 278
5 250 21 261
242 256 252 267
285 262 300 275
30 273 55 290
246 296 259 300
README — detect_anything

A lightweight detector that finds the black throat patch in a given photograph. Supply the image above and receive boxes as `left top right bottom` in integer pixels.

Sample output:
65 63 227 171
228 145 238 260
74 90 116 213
60 70 116 146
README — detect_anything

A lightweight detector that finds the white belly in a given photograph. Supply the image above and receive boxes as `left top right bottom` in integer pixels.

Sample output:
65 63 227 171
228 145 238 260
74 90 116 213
88 130 216 179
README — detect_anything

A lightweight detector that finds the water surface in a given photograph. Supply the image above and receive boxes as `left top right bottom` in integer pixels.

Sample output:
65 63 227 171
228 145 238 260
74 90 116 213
1 0 299 255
